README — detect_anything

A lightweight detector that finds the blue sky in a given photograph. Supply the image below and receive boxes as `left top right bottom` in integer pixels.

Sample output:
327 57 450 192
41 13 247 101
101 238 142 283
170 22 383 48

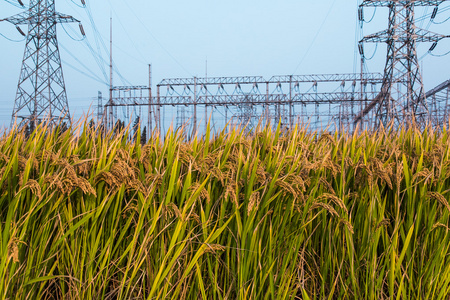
0 0 449 128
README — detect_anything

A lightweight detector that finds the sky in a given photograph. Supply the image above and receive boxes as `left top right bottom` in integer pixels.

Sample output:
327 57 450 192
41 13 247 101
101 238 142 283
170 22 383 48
0 0 449 128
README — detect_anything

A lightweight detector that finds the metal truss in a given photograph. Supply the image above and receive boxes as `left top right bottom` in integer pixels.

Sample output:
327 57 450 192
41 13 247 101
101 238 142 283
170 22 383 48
106 85 151 130
426 79 450 98
361 0 446 7
96 91 103 124
104 73 384 134
159 76 266 86
103 82 450 137
1 0 84 128
362 28 449 43
103 1 450 134
426 79 450 127
107 93 381 107
356 0 450 127
269 73 384 84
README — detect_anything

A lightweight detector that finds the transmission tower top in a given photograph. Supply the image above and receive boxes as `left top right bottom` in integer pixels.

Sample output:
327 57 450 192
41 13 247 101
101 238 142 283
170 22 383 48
355 0 450 127
0 0 85 129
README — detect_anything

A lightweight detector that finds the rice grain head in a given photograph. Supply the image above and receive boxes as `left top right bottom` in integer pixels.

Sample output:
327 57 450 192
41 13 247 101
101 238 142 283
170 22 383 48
24 179 42 199
317 193 348 214
396 161 404 189
432 223 450 231
0 152 9 163
167 203 182 219
318 178 336 195
247 191 261 216
8 238 20 263
276 178 299 200
339 218 354 234
225 183 238 206
204 244 226 254
428 192 450 213
375 219 391 231
412 168 434 185
310 202 339 218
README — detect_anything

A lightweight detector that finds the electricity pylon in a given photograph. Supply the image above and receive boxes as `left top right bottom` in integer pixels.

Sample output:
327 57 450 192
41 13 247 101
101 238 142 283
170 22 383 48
1 0 84 128
355 0 449 127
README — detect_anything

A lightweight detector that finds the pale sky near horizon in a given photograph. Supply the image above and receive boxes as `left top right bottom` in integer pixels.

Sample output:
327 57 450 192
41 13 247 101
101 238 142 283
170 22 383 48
0 0 449 128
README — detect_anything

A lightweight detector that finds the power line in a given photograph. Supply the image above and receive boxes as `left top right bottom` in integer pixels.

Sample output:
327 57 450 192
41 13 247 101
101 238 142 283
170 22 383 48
108 3 148 64
62 59 109 86
0 32 25 42
61 22 85 42
64 1 135 86
4 0 25 9
429 49 450 57
69 0 85 9
292 0 338 75
118 1 193 77
59 43 108 85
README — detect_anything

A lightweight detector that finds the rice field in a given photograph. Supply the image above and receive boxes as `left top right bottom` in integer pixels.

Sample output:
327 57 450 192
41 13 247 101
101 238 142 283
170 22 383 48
0 121 449 299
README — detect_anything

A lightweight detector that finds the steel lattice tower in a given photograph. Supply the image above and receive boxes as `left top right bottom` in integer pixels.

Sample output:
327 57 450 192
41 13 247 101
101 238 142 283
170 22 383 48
355 0 449 127
1 0 82 128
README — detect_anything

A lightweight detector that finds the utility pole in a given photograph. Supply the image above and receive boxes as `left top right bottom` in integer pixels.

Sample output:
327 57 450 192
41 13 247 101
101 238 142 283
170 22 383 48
355 0 449 127
193 76 197 132
97 91 103 123
289 75 293 129
1 0 85 129
109 17 113 130
205 59 208 130
148 64 152 137
266 82 269 126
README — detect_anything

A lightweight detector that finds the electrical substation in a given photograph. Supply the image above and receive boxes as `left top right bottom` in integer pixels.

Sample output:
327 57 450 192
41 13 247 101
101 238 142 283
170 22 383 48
1 0 450 135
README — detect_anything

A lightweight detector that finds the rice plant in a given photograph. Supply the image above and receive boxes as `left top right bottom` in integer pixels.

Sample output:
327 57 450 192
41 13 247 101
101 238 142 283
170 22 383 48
0 120 449 299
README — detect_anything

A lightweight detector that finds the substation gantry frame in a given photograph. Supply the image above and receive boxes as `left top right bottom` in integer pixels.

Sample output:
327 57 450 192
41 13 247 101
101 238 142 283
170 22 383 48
3 1 448 132
105 73 385 134
104 1 450 134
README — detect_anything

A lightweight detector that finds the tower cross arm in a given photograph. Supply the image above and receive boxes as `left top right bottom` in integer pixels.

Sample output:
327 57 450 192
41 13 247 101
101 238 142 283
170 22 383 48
53 13 80 24
361 0 447 7
0 12 30 25
361 28 450 43
0 12 79 26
